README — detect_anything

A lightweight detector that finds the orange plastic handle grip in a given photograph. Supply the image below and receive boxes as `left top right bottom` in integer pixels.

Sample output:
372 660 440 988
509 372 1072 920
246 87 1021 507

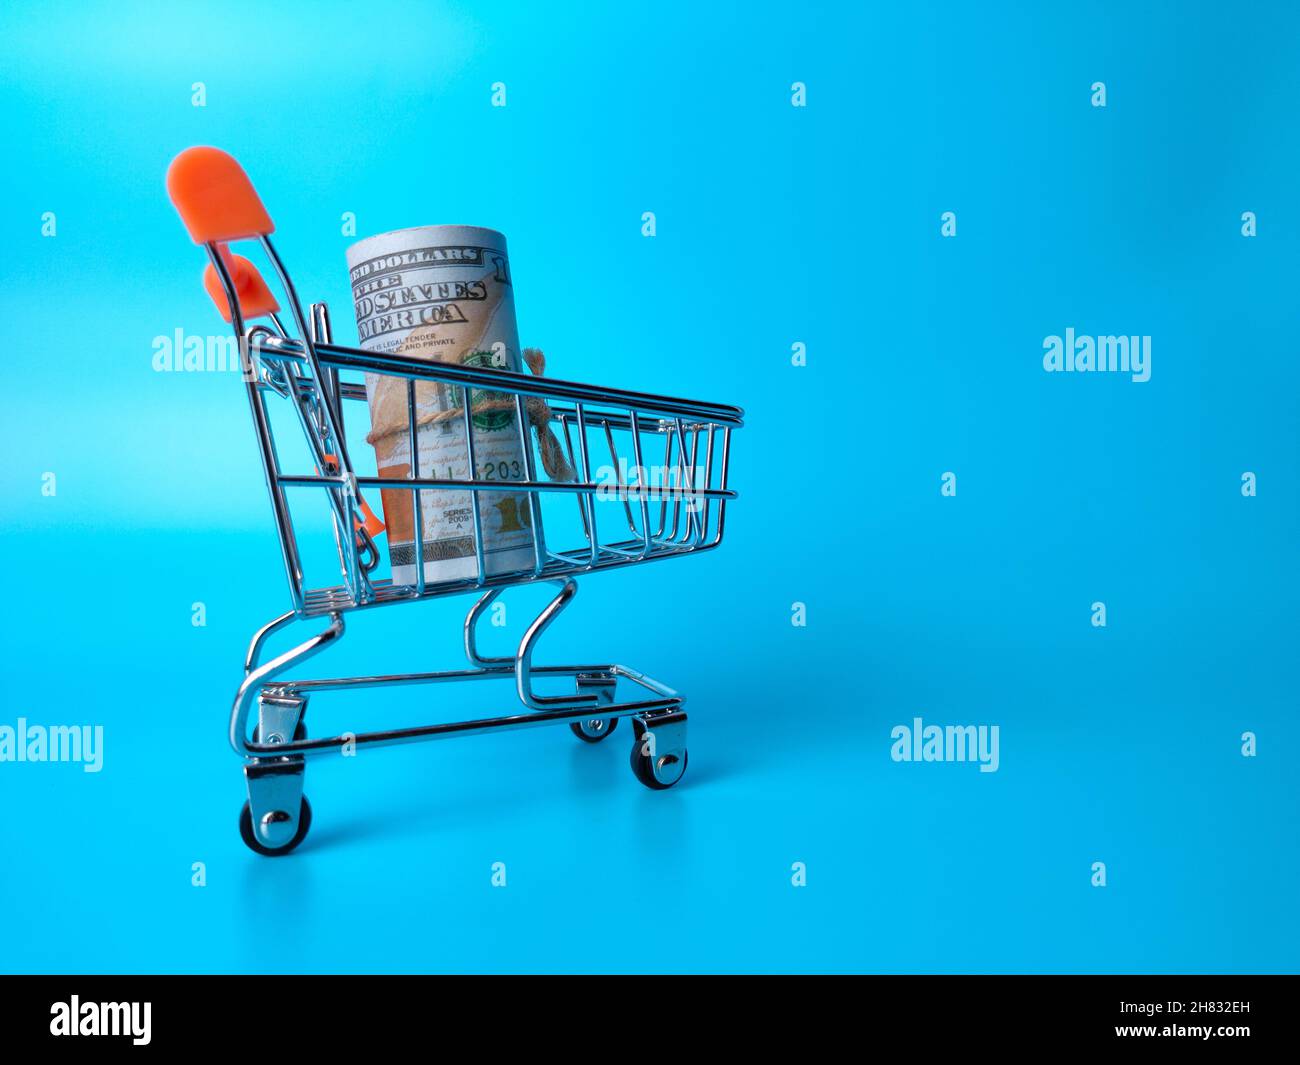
202 247 280 322
166 146 274 244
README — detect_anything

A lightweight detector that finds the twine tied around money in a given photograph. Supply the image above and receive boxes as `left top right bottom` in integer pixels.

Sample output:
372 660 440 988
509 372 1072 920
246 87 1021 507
365 347 575 482
518 347 575 481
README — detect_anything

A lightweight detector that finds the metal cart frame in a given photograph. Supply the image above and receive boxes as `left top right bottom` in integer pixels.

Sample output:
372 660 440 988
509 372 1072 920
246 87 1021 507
167 147 742 854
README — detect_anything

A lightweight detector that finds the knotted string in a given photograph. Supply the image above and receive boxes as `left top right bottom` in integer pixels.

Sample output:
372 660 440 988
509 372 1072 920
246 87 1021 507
368 346 573 482
519 347 575 482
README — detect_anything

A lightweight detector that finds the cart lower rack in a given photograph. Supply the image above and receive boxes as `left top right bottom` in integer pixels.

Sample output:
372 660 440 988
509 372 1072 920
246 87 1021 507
166 147 742 854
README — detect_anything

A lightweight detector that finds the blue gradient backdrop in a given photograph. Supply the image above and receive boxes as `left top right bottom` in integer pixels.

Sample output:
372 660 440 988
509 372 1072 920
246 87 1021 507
1 1 1297 972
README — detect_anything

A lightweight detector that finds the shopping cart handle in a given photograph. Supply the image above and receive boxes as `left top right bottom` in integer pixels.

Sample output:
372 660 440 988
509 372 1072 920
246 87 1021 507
166 146 274 244
202 247 280 322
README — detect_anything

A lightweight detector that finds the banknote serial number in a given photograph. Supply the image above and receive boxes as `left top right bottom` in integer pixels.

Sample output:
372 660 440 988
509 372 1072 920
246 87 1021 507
431 462 525 481
479 460 524 481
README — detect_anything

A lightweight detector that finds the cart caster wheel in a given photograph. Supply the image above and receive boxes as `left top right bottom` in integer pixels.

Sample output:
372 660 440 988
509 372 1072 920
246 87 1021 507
630 741 688 790
252 719 306 744
570 716 619 743
239 796 312 857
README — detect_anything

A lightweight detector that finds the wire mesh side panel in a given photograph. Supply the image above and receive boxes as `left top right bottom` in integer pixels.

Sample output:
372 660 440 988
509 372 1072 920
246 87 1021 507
550 405 731 565
253 342 737 616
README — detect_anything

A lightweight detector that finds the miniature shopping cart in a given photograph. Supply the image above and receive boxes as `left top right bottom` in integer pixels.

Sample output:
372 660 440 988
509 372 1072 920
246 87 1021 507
166 147 742 855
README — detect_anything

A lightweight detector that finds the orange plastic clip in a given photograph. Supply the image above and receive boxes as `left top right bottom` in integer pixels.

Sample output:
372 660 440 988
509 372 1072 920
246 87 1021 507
354 497 386 539
166 146 274 244
322 454 386 539
202 246 280 322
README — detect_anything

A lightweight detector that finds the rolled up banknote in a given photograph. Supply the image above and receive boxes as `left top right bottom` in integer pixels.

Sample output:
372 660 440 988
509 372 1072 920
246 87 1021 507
346 225 539 585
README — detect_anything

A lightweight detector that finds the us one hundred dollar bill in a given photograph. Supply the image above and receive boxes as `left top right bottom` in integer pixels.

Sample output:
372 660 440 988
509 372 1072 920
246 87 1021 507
346 225 539 586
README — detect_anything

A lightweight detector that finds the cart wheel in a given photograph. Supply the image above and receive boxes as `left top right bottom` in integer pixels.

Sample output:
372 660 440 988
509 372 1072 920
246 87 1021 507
570 716 619 743
239 796 312 857
252 719 307 744
630 741 688 790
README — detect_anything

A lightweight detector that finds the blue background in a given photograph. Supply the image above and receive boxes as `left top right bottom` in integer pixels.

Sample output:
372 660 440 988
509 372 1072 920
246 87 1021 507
1 0 1297 973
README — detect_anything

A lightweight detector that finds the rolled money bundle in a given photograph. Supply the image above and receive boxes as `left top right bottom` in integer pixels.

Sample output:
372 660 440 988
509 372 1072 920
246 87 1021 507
346 225 539 586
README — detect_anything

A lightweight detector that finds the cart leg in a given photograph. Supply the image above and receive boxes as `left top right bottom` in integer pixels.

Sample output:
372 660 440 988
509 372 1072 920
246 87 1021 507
629 710 688 789
230 612 344 756
571 671 619 742
242 610 296 675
